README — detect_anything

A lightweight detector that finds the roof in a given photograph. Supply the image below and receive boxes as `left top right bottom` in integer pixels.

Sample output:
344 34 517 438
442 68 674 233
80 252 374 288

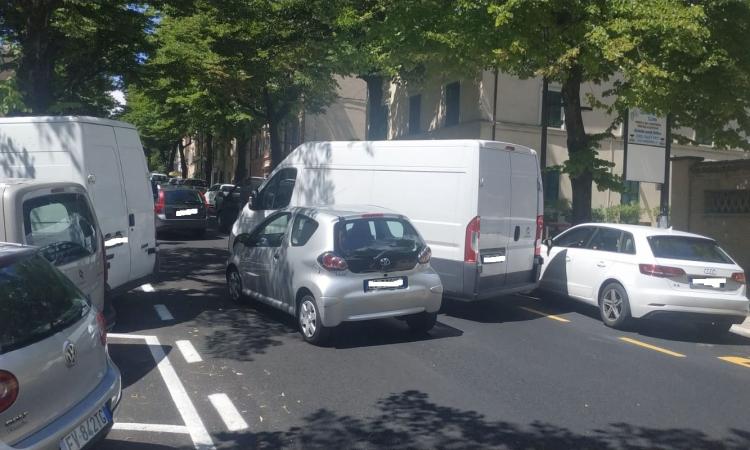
0 115 137 129
291 205 401 220
0 178 85 190
574 223 715 240
0 243 36 267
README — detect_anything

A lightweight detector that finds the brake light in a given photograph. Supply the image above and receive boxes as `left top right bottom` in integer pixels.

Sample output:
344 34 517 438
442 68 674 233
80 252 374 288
96 311 107 346
732 272 746 284
464 216 480 263
534 215 544 257
639 264 686 278
418 246 432 264
318 252 348 271
361 213 384 218
0 370 19 414
154 190 166 214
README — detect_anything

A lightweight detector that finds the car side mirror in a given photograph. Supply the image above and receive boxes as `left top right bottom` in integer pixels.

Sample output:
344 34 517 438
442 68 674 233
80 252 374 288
248 189 259 210
543 238 553 256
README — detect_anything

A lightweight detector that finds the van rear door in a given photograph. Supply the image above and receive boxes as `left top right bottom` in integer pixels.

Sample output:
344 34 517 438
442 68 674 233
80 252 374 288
477 147 512 289
505 150 541 285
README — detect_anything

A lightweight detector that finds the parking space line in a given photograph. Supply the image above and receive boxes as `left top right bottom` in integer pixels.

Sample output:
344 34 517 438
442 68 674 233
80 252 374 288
112 423 190 434
518 306 570 323
718 356 750 369
619 337 685 358
154 304 174 321
208 393 249 432
176 340 203 363
141 283 156 293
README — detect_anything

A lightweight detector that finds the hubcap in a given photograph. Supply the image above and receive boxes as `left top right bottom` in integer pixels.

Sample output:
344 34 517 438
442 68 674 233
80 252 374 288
299 299 317 338
228 271 241 300
602 288 623 321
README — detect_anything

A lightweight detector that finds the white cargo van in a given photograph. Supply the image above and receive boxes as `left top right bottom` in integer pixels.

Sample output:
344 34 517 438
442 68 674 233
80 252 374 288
0 116 158 295
231 140 544 300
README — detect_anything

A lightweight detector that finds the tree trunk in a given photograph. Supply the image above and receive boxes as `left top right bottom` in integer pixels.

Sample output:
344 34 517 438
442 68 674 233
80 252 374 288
178 142 188 178
264 89 284 172
234 131 250 184
168 142 178 173
17 1 60 113
561 66 592 224
204 133 214 183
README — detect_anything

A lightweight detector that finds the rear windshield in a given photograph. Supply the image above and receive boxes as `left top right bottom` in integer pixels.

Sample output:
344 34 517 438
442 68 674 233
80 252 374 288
0 254 89 355
336 217 423 253
647 236 734 264
165 190 203 205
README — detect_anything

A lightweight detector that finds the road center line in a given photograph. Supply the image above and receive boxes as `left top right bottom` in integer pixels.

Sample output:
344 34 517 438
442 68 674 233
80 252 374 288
112 423 190 434
208 393 249 432
154 304 174 321
176 340 203 363
619 337 686 358
518 306 570 323
718 356 750 369
141 283 156 293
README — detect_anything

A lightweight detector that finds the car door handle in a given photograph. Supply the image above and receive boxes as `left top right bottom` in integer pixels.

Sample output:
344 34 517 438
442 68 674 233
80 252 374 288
597 261 607 268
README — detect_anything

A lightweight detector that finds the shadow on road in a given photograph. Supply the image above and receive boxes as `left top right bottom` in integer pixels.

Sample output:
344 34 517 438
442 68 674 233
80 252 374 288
108 342 173 390
212 389 750 449
330 318 463 349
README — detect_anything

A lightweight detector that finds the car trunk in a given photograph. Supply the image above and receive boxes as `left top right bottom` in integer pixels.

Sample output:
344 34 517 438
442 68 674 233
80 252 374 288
335 217 423 274
164 190 206 220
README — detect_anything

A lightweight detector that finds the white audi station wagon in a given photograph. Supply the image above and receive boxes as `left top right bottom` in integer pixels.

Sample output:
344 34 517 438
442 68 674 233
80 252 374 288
539 224 748 333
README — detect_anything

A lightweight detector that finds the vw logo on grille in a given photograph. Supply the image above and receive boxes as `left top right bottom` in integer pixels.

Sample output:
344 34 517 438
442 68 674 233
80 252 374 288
379 257 391 268
63 341 77 368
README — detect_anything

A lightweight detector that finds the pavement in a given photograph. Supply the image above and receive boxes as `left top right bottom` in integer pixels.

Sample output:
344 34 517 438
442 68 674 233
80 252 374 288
98 229 750 450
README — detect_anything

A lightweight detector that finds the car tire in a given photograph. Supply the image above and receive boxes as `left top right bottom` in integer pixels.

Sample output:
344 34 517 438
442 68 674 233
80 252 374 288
599 282 632 329
406 311 438 333
297 294 330 345
227 267 249 304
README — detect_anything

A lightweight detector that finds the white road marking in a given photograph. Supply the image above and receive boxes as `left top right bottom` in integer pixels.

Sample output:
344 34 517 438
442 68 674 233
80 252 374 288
141 283 156 293
154 304 174 321
112 423 190 434
176 340 203 363
208 393 249 432
107 333 214 449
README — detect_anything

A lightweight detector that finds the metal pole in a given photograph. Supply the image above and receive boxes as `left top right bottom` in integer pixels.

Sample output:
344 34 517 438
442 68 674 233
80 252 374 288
660 113 672 221
491 67 499 141
622 109 629 182
540 77 549 171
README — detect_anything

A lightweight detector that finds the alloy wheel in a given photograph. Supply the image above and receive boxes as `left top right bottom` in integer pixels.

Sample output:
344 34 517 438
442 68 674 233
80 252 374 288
602 288 623 321
299 299 317 338
228 270 242 301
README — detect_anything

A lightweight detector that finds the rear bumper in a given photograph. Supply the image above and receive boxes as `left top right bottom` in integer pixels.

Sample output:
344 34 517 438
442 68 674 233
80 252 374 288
155 216 208 231
437 256 542 302
630 287 749 320
11 357 121 449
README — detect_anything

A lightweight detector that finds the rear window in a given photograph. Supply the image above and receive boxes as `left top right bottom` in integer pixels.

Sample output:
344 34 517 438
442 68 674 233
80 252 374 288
334 217 424 273
647 236 734 264
165 190 203 205
0 254 89 355
23 193 98 265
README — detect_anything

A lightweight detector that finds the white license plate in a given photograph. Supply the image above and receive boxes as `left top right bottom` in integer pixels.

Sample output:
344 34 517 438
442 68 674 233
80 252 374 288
176 208 198 217
59 407 110 450
366 277 406 290
691 277 727 288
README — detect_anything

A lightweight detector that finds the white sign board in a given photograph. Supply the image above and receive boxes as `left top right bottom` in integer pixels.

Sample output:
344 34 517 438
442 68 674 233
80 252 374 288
625 144 666 183
628 109 666 148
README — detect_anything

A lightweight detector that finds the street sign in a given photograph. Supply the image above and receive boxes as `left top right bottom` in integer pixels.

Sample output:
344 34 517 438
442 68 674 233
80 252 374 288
628 109 667 148
624 108 669 183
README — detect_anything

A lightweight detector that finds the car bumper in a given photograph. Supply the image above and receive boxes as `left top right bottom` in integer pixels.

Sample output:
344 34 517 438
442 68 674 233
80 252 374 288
630 288 749 320
11 357 122 449
155 216 208 231
318 271 444 327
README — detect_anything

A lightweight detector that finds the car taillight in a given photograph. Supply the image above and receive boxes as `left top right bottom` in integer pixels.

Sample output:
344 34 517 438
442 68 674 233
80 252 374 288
154 190 166 214
639 264 686 278
96 311 107 346
318 252 348 271
418 246 432 264
464 216 480 263
534 214 544 257
732 272 746 284
0 370 19 414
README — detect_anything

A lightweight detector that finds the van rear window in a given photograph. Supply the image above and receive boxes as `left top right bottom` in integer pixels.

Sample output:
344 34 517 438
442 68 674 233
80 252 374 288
0 254 89 355
647 236 734 264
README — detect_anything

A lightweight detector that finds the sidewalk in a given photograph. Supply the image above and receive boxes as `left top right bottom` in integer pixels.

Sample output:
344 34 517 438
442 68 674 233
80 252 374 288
730 315 750 339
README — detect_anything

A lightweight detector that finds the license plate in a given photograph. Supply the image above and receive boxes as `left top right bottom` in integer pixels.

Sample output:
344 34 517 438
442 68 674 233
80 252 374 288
59 406 111 450
691 277 727 289
176 208 198 217
365 277 407 291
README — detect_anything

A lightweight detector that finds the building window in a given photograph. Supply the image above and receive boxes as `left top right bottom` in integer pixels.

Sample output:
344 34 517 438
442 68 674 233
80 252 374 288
445 81 460 127
695 128 714 146
621 180 640 205
409 95 421 135
367 103 388 140
547 90 564 128
705 190 750 214
543 169 560 203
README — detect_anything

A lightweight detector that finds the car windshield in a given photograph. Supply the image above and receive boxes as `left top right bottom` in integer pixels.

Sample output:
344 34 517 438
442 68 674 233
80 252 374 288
165 190 203 205
647 236 734 264
0 253 89 355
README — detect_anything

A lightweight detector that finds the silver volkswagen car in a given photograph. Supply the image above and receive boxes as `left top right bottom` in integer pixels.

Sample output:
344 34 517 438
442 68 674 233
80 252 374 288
226 206 444 344
0 244 121 450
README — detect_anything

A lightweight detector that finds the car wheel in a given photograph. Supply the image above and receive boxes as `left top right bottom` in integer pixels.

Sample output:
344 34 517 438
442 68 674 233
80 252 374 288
297 294 330 345
227 267 248 304
406 311 438 333
599 282 631 329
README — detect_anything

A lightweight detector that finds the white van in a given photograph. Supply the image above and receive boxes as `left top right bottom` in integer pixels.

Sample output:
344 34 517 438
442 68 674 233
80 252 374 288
231 140 544 301
0 116 158 295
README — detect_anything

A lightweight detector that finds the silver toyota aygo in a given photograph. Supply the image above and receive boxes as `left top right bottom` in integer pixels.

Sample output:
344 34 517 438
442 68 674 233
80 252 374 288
226 206 444 344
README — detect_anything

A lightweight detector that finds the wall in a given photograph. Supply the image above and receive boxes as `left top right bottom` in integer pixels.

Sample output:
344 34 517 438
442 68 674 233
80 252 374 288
671 158 750 272
303 76 367 141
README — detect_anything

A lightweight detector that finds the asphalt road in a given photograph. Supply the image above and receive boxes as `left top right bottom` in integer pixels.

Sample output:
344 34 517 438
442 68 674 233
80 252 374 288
99 229 750 450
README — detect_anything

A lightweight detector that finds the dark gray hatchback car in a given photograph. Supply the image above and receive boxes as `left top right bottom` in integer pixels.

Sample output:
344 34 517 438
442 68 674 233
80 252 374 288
154 187 209 237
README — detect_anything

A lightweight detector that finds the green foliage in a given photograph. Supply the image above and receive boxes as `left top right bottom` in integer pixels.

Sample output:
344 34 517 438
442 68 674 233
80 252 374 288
0 76 27 116
591 203 644 225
